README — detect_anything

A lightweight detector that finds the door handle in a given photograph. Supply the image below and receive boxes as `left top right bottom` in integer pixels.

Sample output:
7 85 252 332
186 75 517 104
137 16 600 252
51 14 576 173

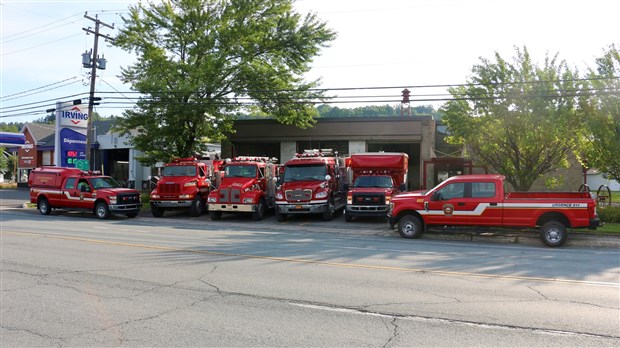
457 202 465 206
490 202 498 206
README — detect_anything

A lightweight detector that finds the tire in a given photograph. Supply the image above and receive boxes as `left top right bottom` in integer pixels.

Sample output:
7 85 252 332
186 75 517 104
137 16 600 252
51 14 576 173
251 198 265 221
126 212 139 218
209 211 222 220
276 210 287 222
151 206 164 217
322 200 335 221
95 201 110 219
189 196 205 217
344 213 353 222
38 197 51 215
540 221 568 247
398 214 423 239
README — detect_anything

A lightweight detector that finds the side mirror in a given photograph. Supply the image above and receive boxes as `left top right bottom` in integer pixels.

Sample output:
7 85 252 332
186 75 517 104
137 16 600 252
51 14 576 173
398 183 407 192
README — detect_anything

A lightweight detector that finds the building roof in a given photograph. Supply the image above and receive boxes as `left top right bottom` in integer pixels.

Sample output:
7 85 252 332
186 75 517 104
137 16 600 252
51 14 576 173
21 123 55 144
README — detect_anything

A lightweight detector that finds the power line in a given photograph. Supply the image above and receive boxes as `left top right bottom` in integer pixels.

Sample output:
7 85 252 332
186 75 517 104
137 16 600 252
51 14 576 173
0 77 81 101
1 33 83 56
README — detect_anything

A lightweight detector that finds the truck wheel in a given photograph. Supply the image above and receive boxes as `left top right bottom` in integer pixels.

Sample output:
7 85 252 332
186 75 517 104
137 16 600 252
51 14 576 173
252 199 266 221
95 202 110 219
322 200 335 221
209 211 222 220
276 211 287 222
540 221 567 247
189 196 204 217
126 212 139 218
398 215 423 239
151 206 164 217
38 198 51 215
189 196 205 217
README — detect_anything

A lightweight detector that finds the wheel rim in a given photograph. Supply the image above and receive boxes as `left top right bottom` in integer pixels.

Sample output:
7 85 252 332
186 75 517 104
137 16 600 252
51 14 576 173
402 221 416 236
40 201 47 213
545 226 562 243
97 205 106 217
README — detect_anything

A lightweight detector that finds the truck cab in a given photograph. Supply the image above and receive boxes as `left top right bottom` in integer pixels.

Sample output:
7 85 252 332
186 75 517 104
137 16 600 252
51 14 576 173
207 156 280 220
345 152 408 221
149 157 213 217
275 149 348 221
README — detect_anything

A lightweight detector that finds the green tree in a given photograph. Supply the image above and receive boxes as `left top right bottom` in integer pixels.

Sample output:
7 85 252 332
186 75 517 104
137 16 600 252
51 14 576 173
577 44 620 182
114 0 336 165
441 46 583 191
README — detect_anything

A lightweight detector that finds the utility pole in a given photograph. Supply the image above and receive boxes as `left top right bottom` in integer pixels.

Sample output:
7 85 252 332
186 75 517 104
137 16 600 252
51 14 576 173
82 12 114 170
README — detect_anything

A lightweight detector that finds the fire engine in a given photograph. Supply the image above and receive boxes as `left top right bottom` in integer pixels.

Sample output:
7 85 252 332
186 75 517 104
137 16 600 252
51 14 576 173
29 167 142 219
345 152 408 221
275 149 349 221
388 174 600 247
150 157 214 217
207 156 280 220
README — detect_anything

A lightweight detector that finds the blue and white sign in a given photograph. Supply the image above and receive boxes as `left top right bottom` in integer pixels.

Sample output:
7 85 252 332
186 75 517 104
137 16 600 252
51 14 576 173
0 132 26 147
54 101 89 169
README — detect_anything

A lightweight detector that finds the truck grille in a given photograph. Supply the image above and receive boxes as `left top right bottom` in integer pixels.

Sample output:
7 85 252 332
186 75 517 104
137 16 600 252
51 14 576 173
118 192 140 204
352 193 385 205
159 183 181 194
285 189 312 202
219 188 241 203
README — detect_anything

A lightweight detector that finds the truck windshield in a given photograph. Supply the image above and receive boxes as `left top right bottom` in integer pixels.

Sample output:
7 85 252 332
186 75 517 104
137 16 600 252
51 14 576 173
284 165 327 182
162 165 197 176
354 176 393 188
90 177 123 189
225 165 257 178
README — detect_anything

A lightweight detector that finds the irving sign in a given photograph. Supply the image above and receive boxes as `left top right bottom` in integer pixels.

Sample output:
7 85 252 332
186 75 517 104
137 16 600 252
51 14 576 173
59 105 89 128
54 101 89 170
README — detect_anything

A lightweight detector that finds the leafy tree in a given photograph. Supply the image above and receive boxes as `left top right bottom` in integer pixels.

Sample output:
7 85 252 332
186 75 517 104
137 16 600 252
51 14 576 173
441 46 584 191
0 123 20 132
577 44 620 182
114 0 336 165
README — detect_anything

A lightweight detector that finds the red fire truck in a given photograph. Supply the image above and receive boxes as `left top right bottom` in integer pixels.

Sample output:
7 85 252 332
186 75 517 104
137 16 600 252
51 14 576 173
207 156 280 220
388 174 600 247
345 152 408 222
29 167 142 219
275 149 348 221
149 157 214 217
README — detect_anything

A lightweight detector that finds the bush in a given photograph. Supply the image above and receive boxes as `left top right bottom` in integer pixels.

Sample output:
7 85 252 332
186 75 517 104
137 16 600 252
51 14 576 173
598 205 620 223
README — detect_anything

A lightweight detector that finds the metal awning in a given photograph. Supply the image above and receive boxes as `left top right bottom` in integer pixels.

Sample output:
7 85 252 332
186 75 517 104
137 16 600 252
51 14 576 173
0 132 26 147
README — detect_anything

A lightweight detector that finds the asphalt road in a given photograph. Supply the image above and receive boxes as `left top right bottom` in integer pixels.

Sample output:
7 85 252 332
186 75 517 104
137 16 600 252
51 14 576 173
1 208 619 347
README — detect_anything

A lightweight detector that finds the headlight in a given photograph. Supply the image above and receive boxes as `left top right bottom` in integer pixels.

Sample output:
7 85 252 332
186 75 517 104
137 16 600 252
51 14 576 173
208 197 217 203
276 192 283 200
151 194 160 199
315 191 328 199
184 181 197 187
389 202 394 213
109 196 117 204
385 196 392 203
347 197 352 204
243 197 253 203
179 194 191 199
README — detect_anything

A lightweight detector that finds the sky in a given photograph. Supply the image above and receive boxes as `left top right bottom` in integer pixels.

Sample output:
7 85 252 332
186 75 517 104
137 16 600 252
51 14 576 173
1 0 619 124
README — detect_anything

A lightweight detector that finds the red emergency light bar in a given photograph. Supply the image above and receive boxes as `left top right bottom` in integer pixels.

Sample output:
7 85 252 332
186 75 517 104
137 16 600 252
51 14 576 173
171 157 198 163
232 156 276 163
296 149 336 157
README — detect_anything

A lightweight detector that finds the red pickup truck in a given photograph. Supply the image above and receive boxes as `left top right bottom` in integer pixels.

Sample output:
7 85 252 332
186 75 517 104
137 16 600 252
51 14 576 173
29 167 142 219
388 174 600 247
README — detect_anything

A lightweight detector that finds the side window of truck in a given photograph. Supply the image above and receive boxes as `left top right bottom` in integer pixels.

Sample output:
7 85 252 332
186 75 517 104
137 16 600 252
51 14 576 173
472 182 496 198
199 166 206 177
437 183 465 200
65 178 77 190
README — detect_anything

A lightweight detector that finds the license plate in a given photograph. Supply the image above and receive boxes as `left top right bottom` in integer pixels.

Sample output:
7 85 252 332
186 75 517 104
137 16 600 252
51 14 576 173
295 205 303 210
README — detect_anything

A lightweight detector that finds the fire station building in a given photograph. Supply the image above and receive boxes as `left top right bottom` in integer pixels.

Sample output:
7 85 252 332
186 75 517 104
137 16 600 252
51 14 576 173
223 116 442 190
